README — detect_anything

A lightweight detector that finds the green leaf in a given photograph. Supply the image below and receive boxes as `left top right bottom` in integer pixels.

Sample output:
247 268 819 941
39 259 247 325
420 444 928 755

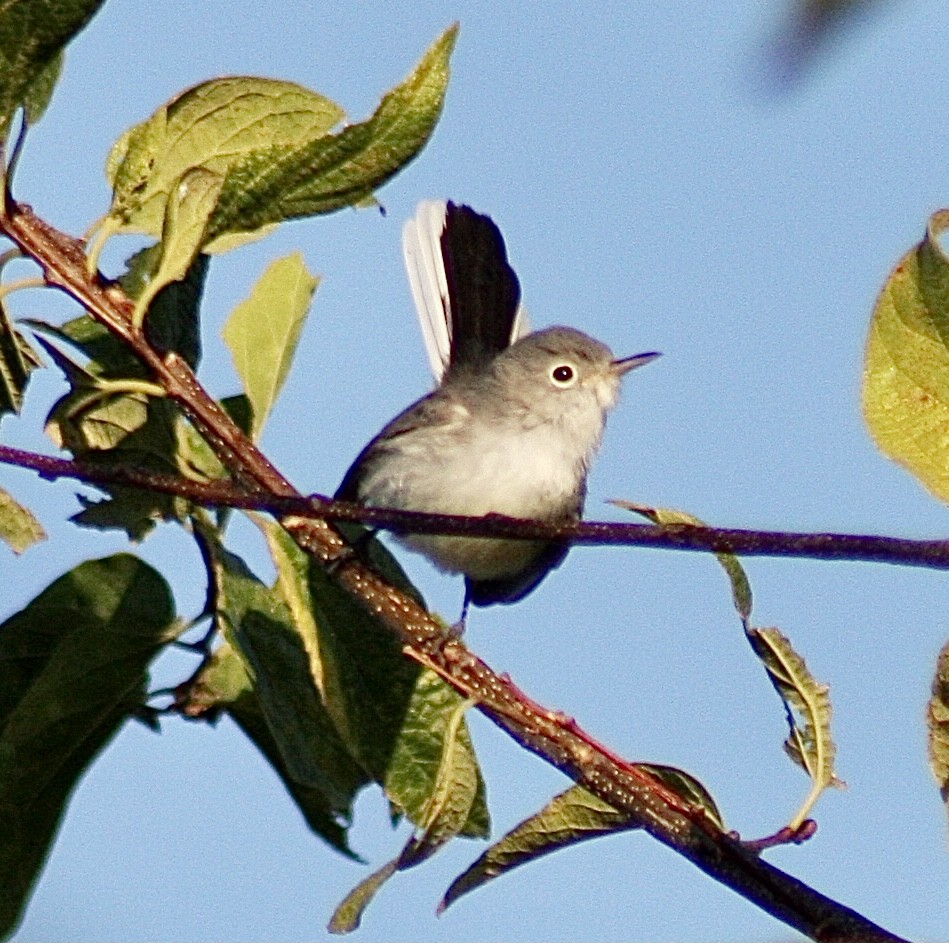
614 501 753 620
123 245 208 370
328 695 485 933
0 554 180 937
0 0 104 137
306 550 487 835
0 485 45 554
384 669 489 841
0 300 40 422
746 626 842 828
20 50 62 127
206 24 458 242
29 251 210 539
221 253 317 438
262 520 488 838
175 638 362 857
197 528 369 818
104 76 345 240
636 764 724 831
441 784 641 913
399 695 484 866
927 639 949 806
131 167 223 326
328 858 399 934
862 209 949 501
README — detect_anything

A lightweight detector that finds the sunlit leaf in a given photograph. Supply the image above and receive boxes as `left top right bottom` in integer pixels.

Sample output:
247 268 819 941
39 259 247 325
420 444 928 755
206 24 458 242
221 253 317 438
927 639 949 806
405 695 481 858
0 485 45 554
131 167 223 325
862 209 949 502
0 554 180 936
104 76 344 240
746 626 842 828
441 784 640 913
327 858 399 934
329 694 483 932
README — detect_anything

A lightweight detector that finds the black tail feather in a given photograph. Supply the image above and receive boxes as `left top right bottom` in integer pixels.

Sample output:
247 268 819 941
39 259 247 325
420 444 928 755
440 202 521 375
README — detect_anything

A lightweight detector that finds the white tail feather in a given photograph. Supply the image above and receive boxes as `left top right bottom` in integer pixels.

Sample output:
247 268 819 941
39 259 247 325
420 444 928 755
402 199 531 383
402 200 452 381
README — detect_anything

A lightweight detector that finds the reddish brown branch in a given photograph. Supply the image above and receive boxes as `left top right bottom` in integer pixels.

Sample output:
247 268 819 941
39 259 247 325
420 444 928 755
0 198 910 943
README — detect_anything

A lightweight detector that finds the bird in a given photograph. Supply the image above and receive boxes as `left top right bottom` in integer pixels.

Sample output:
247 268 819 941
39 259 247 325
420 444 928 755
336 200 659 623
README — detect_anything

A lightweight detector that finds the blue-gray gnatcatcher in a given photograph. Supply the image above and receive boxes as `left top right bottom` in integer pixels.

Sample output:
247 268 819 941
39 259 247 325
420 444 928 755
337 200 659 619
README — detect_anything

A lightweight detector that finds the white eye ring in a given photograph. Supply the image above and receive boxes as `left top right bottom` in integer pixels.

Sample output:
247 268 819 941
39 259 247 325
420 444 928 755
549 362 577 387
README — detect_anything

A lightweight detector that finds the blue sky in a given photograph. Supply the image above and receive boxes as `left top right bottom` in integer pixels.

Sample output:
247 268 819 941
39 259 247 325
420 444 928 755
3 1 946 941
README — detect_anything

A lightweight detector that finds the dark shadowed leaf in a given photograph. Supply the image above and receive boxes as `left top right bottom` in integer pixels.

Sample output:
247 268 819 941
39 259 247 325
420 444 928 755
196 529 369 821
0 554 179 936
28 252 211 538
20 50 61 127
305 545 487 836
0 0 104 136
175 638 363 857
0 300 40 422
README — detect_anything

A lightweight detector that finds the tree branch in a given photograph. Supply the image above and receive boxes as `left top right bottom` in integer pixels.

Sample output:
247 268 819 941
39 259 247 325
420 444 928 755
0 197 912 943
1 444 945 570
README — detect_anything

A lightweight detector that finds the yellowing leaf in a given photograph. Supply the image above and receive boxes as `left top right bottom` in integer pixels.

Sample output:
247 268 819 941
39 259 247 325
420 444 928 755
927 639 949 804
0 486 45 554
862 210 949 501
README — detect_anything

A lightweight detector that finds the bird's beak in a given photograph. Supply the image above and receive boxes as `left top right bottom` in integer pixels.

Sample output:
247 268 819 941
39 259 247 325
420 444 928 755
611 351 661 376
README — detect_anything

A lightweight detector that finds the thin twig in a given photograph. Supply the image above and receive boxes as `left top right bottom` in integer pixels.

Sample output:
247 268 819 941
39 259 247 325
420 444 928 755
1 444 945 570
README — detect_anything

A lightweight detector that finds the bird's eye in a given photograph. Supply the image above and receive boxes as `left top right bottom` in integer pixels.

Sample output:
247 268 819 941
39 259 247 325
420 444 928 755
550 363 576 386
